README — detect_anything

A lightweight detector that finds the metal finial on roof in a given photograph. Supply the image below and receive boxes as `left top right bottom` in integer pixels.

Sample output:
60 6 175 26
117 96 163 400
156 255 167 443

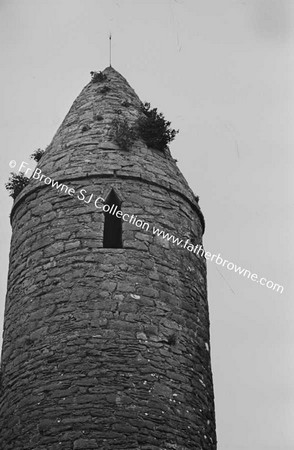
109 32 112 67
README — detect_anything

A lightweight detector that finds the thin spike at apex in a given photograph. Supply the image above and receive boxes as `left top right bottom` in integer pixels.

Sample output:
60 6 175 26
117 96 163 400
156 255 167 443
109 32 112 67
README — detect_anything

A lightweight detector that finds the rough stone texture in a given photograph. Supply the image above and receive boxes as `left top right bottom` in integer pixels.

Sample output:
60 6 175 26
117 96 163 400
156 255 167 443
0 66 216 449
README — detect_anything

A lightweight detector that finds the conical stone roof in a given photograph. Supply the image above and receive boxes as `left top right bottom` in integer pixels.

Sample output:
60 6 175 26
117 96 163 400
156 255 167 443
12 66 204 230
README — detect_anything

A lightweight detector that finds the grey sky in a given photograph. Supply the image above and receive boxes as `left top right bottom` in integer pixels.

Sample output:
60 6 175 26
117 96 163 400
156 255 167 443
0 1 293 449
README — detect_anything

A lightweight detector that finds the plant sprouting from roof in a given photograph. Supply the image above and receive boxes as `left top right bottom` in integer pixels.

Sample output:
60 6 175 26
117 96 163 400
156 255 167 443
90 71 107 83
112 117 136 151
30 148 45 162
137 102 178 152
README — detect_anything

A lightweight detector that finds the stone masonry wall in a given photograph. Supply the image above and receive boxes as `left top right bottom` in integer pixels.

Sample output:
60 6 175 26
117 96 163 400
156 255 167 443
0 66 216 449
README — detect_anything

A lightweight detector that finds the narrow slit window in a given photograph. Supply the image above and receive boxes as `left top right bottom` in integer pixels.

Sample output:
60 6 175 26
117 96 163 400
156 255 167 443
103 189 122 248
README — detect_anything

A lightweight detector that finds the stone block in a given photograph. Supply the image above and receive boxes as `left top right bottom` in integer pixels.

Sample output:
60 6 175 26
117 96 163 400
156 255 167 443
73 439 97 449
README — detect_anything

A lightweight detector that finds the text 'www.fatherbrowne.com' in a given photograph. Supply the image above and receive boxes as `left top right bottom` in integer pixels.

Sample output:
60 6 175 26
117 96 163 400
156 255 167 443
152 227 283 294
12 161 284 295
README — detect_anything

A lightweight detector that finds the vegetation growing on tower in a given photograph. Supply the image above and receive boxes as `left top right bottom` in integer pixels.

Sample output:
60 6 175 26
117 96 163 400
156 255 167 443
5 173 30 199
90 71 107 83
30 148 45 162
137 102 179 152
112 116 136 151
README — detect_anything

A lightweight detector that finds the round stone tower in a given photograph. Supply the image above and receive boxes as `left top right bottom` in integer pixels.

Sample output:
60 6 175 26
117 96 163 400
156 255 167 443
0 67 216 449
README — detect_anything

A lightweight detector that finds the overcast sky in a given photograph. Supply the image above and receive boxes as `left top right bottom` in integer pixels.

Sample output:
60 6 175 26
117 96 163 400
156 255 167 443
0 1 293 449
